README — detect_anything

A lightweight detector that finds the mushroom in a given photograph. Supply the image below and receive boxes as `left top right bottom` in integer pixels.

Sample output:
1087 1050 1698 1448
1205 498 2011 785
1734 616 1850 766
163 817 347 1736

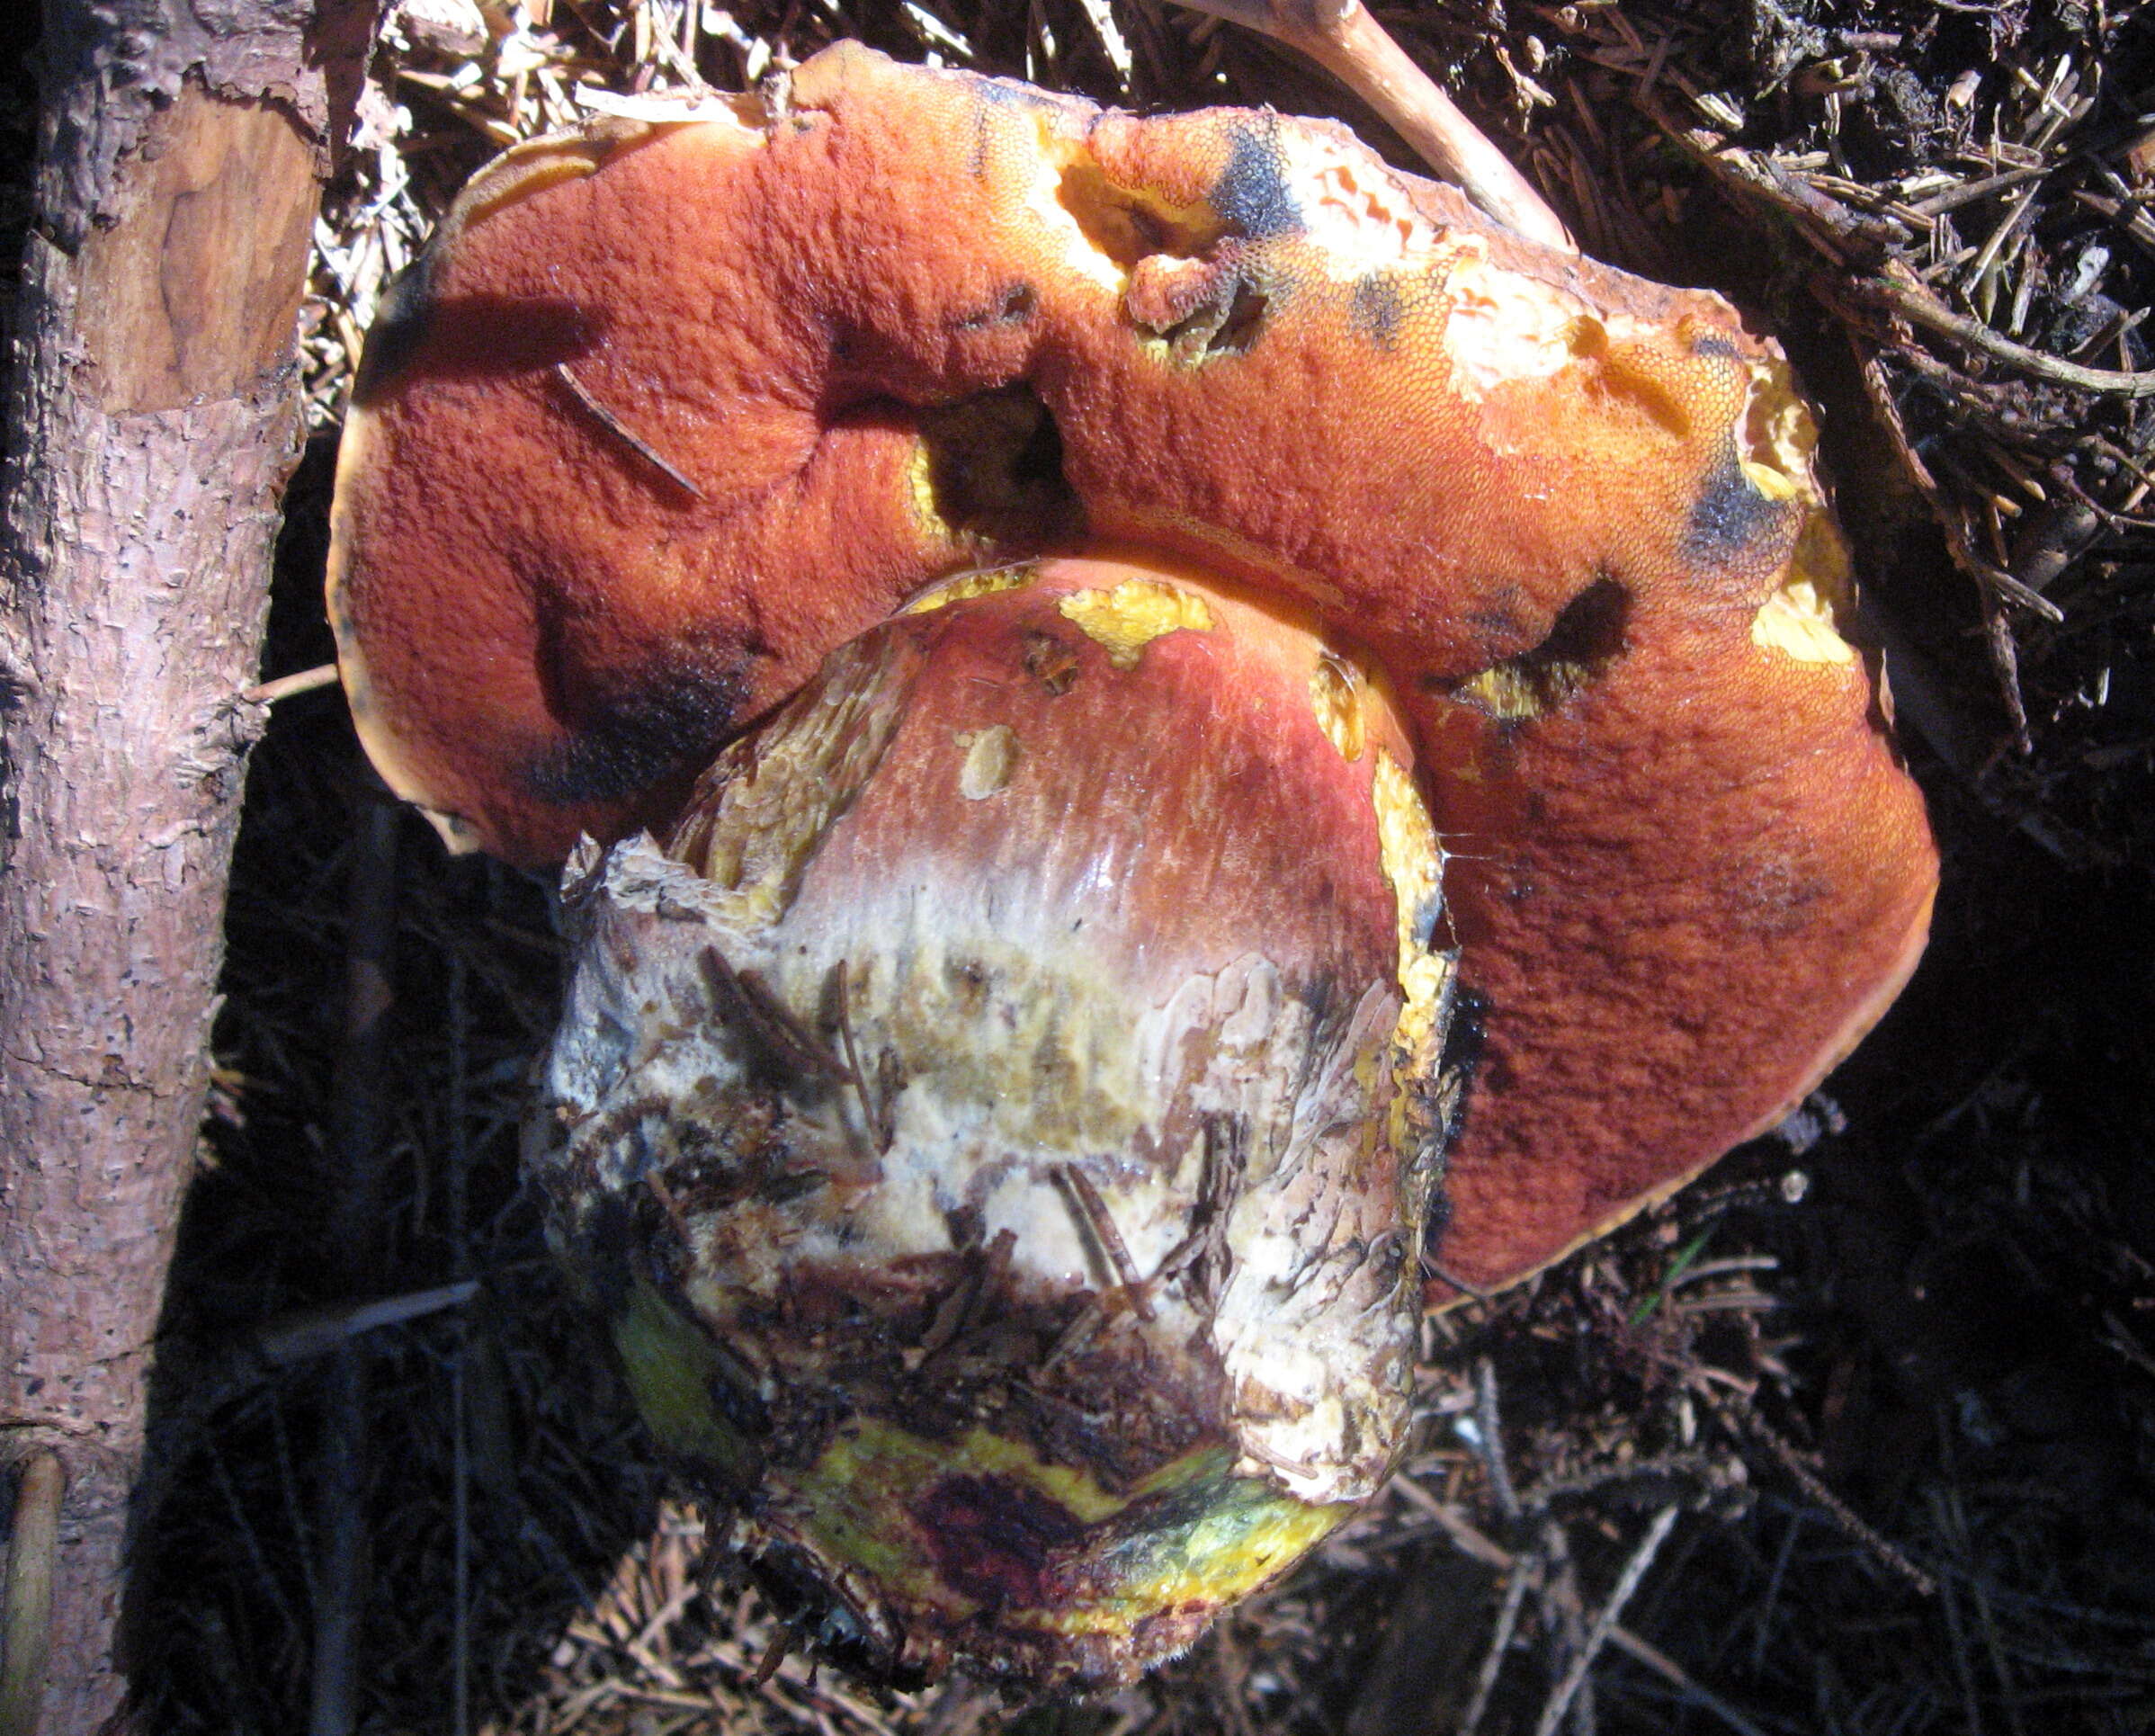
531 554 1455 1687
329 39 1936 1687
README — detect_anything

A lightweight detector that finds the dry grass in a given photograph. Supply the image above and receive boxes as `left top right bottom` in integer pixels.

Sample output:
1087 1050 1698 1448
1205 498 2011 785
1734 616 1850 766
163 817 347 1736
102 0 2155 1732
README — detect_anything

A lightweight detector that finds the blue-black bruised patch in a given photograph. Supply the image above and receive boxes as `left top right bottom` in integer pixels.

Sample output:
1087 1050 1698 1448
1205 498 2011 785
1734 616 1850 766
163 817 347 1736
1350 273 1404 348
1212 124 1301 239
350 255 439 398
523 642 755 806
973 71 1071 114
965 74 1069 175
1691 332 1739 359
1686 452 1789 562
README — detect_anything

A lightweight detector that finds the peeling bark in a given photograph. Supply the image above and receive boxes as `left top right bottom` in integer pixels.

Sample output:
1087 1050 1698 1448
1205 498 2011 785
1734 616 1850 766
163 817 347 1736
0 3 370 1726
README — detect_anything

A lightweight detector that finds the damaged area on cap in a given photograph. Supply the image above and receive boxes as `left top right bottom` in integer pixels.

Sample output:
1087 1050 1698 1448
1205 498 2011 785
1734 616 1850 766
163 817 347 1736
1435 248 1664 406
1731 355 1863 669
1309 651 1368 759
327 39 1792 863
1056 575 1215 667
529 559 1447 1688
902 564 1037 614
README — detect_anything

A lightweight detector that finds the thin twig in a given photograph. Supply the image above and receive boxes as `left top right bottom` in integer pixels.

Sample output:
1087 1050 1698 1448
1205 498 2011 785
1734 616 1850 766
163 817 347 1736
1703 1385 1937 1597
1539 1520 1595 1736
1532 1506 1682 1736
243 662 342 706
447 953 473 1736
1425 1257 1495 1304
1859 269 2155 398
1473 1356 1521 1522
251 1280 481 1368
700 948 853 1087
553 361 707 497
1458 1552 1534 1736
309 796 399 1736
1058 1166 1155 1321
1414 1496 1776 1736
831 967 893 1153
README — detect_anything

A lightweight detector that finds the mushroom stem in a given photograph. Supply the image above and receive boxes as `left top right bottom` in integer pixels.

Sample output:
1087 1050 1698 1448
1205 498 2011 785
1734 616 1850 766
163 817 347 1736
1175 0 1576 251
532 555 1458 1693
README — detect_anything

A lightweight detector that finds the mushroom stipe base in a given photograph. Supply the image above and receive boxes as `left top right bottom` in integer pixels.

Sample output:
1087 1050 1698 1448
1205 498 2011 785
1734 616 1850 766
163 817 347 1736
531 560 1453 1691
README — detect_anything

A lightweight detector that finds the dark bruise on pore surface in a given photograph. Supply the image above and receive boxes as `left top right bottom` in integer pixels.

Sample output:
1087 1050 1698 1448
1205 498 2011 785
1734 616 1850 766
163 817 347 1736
522 642 755 807
1684 451 1794 565
1211 122 1302 240
1349 273 1404 349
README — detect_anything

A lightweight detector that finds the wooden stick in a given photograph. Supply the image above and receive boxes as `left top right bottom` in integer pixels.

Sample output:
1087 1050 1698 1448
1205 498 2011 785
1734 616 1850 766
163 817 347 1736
1403 1489 1776 1736
1532 1505 1682 1736
243 662 343 706
0 26 362 1717
1861 266 2155 398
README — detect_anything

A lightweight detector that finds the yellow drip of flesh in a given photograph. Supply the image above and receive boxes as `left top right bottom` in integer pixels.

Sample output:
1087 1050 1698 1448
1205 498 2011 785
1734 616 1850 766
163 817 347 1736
956 724 1021 798
904 566 1037 613
1309 654 1367 760
1058 579 1213 668
1373 750 1454 1162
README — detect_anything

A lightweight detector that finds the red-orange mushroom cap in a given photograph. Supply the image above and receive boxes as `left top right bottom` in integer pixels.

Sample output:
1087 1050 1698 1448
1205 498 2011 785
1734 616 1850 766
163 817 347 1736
328 42 1937 1296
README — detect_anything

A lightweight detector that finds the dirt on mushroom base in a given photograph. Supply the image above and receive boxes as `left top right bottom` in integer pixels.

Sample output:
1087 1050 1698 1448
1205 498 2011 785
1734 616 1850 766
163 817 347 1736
111 1 2155 1733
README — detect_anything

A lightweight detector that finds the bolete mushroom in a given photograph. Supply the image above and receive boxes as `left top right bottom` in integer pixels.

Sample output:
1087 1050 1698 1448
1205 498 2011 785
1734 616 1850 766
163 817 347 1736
328 39 1936 1688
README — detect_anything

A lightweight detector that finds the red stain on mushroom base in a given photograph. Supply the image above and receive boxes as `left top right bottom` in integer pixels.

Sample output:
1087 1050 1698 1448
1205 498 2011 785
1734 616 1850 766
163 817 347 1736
332 44 1936 1298
917 1475 1087 1609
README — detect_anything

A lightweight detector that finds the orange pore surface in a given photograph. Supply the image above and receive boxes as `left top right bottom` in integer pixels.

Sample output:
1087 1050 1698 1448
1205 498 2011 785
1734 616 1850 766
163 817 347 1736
328 42 1938 1294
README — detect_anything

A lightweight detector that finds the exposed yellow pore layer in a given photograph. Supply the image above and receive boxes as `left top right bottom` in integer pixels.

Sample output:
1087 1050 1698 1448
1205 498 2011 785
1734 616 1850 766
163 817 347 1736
1752 578 1856 666
1447 661 1550 722
1058 578 1214 668
1753 508 1856 667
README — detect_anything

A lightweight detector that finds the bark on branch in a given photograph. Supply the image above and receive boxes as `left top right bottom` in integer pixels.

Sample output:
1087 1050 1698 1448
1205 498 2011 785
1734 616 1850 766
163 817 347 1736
0 2 372 1726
